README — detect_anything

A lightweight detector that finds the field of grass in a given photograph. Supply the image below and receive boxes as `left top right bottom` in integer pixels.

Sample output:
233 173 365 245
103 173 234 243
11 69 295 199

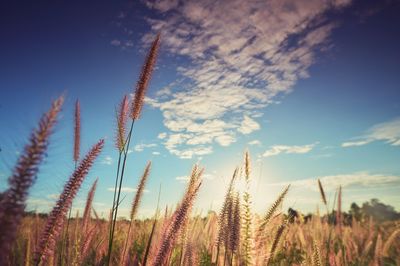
0 35 399 266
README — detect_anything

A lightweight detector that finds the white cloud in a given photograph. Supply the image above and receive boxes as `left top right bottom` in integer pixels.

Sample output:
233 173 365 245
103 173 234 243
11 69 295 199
158 132 167 139
141 0 353 158
134 143 158 152
215 134 236 146
145 0 179 12
176 175 190 183
107 187 150 193
248 140 261 146
152 151 161 155
342 140 372 147
101 156 113 165
238 115 260 135
170 146 213 159
176 173 214 183
26 198 54 210
270 172 400 191
47 194 59 200
110 39 121 46
263 143 317 157
342 117 400 148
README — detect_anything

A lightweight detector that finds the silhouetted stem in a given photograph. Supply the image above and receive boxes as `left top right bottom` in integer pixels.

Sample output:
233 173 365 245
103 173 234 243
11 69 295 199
106 120 135 265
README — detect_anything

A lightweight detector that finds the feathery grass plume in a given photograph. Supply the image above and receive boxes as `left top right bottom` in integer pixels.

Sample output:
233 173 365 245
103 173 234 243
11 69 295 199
374 234 382 265
82 178 98 233
215 168 238 263
336 186 342 230
92 208 100 221
336 186 342 232
61 99 81 266
383 228 400 257
229 192 241 265
130 33 161 120
72 210 81 266
142 184 162 266
34 139 104 265
25 232 31 266
312 240 322 266
244 150 251 181
121 161 151 263
242 151 253 265
317 179 327 206
116 95 129 152
143 218 157 266
317 179 330 224
362 240 373 257
0 96 63 264
223 193 234 265
130 162 151 221
79 225 96 264
151 166 203 266
73 99 81 164
183 242 198 266
258 185 290 232
107 34 161 265
265 220 287 266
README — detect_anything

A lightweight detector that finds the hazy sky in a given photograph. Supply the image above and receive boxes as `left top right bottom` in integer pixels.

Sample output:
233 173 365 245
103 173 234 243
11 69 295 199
1 0 400 218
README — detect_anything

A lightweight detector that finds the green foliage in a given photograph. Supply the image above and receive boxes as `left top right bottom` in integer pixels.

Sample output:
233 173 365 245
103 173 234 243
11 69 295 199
270 243 306 265
350 199 400 222
199 247 212 266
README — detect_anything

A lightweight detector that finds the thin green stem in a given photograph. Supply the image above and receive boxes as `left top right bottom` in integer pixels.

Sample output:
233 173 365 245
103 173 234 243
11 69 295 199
107 152 122 250
106 120 135 266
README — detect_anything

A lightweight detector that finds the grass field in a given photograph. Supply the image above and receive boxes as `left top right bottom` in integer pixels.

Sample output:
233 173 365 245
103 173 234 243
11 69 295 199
1 34 399 266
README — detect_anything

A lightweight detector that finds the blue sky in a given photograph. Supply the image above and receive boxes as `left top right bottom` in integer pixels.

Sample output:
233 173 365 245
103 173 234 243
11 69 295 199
1 0 400 218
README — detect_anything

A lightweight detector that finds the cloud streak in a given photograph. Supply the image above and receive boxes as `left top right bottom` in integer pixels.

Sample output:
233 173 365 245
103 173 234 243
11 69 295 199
142 0 353 158
107 187 150 193
101 155 113 165
263 143 317 157
342 117 400 147
269 172 400 192
134 143 158 152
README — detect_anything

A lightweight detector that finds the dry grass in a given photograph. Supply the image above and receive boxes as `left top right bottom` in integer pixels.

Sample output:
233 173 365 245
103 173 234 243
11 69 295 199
8 203 400 265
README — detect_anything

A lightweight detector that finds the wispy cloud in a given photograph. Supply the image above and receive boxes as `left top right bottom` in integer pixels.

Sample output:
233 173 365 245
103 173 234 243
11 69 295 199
269 172 400 191
101 155 113 165
263 143 317 157
110 39 121 46
142 0 353 158
176 173 214 183
238 115 260 135
110 39 134 50
157 132 167 139
47 194 59 200
175 175 190 183
27 198 54 209
342 117 400 147
248 140 262 146
107 187 150 193
134 143 158 152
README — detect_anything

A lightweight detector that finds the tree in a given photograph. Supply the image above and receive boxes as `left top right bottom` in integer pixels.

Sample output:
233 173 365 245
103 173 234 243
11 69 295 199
360 199 400 222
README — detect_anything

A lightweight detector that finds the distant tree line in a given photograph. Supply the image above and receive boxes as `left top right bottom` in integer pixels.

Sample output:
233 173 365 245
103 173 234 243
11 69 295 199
349 198 400 222
288 198 400 224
